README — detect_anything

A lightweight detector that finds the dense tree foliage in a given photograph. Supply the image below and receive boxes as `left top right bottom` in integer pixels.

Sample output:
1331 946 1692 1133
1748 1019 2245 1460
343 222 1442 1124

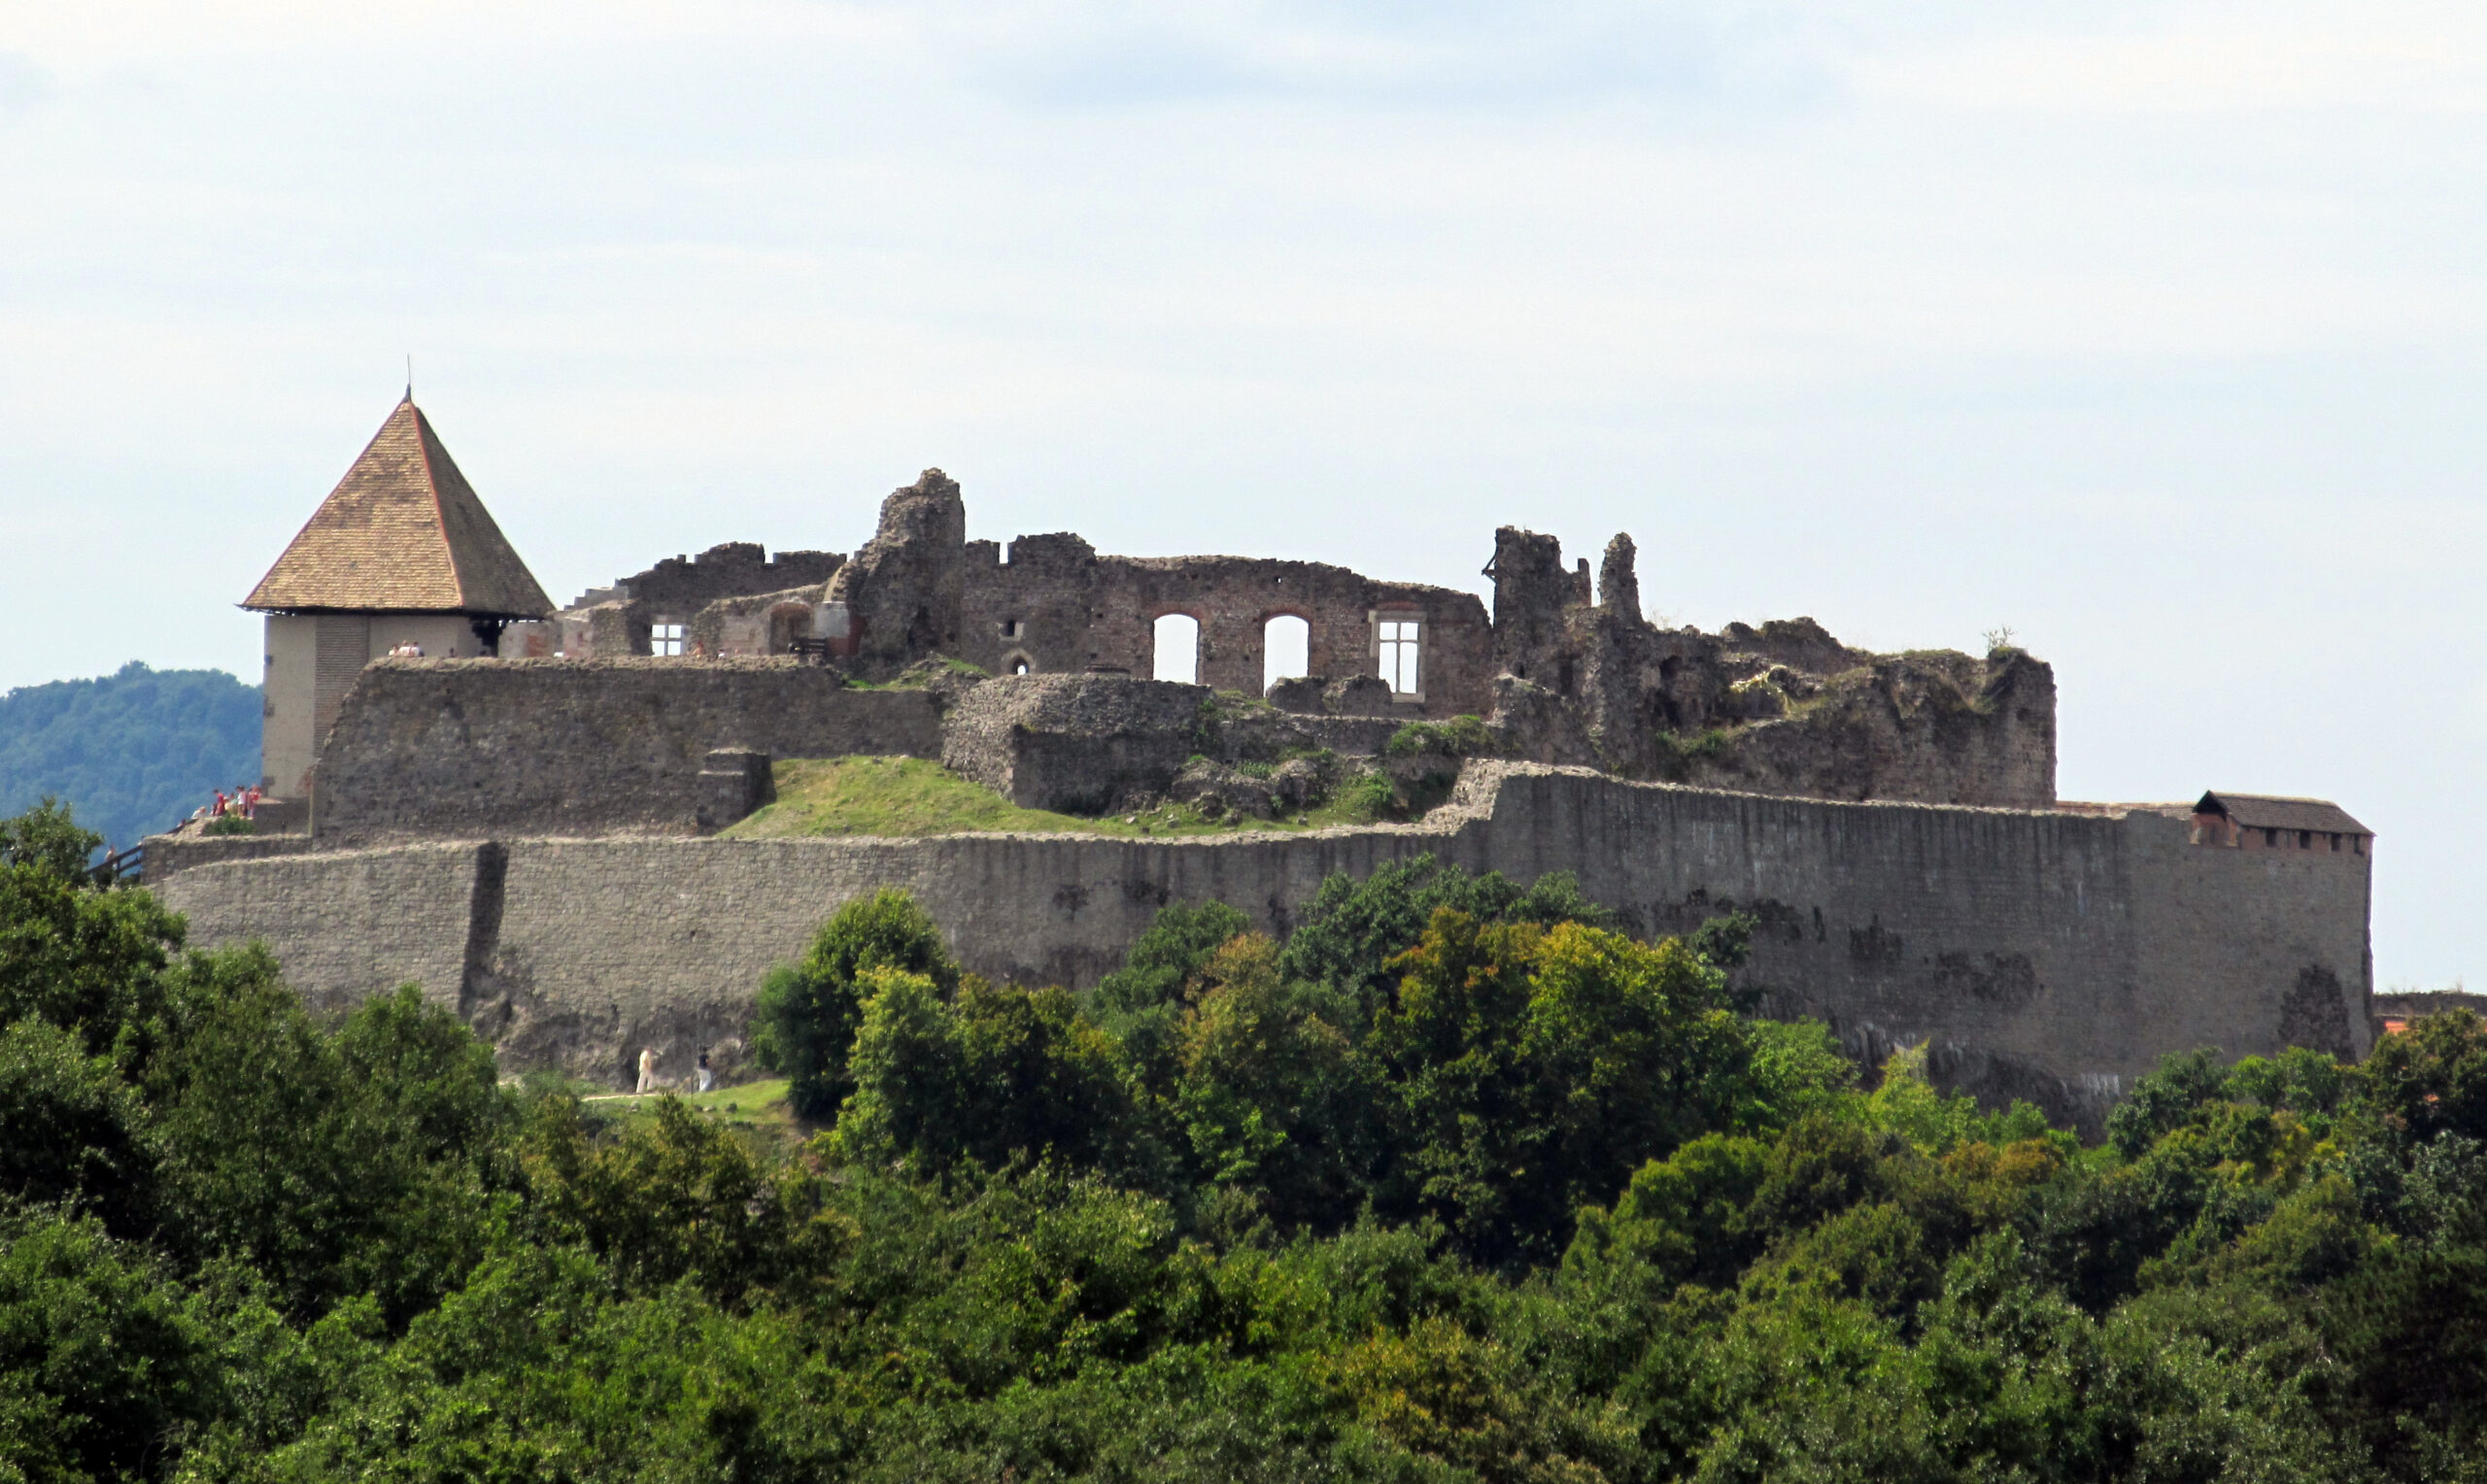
4 814 2486 1482
0 663 259 849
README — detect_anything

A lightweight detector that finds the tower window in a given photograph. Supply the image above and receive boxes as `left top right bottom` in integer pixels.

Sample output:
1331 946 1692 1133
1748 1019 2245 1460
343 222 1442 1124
651 623 687 657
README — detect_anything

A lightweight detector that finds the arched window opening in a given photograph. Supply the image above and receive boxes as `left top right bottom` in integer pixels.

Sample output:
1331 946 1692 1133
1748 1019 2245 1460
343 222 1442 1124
1005 652 1034 676
1152 614 1200 685
1263 615 1310 694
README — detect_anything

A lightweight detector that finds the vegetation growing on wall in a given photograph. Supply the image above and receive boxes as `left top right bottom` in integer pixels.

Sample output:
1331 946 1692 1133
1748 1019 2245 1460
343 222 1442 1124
3 802 2483 1481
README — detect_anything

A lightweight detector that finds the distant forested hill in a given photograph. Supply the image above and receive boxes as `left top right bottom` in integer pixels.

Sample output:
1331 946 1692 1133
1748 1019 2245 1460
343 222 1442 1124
0 661 260 847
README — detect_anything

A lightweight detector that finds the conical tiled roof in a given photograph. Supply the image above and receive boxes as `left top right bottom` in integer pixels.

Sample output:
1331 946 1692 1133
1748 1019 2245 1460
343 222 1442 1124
244 397 554 617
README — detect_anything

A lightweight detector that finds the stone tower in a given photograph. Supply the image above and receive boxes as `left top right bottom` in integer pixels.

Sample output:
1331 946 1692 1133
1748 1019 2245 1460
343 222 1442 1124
243 395 553 797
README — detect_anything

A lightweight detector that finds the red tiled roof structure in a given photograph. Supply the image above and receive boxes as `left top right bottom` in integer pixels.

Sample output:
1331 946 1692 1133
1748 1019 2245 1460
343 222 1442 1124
243 397 553 618
2195 792 2371 838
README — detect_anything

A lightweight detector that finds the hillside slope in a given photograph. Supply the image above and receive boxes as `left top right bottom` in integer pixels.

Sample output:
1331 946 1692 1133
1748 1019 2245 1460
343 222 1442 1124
0 661 259 847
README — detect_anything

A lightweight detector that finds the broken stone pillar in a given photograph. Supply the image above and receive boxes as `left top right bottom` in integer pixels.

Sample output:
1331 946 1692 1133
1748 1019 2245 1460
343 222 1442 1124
1598 533 1640 620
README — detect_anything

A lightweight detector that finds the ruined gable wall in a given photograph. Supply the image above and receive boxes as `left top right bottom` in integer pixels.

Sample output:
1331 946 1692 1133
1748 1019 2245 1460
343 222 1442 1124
955 540 1496 715
560 544 844 658
310 658 941 844
157 767 2370 1125
689 587 827 658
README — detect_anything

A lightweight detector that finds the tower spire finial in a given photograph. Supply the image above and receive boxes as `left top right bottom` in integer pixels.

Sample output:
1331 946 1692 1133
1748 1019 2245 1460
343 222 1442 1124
405 354 414 404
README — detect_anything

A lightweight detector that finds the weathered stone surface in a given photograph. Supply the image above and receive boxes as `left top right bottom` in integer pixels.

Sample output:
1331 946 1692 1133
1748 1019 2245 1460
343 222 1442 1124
1264 676 1327 714
1482 523 2055 807
155 764 2376 1130
1324 675 1395 717
1598 532 1640 619
1173 759 1278 820
311 658 941 843
695 750 775 833
960 537 1494 717
940 674 1209 814
688 586 827 659
559 543 843 659
826 469 969 679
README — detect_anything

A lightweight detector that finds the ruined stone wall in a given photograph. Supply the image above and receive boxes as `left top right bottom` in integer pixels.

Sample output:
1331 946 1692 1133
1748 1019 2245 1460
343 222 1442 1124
818 473 1494 712
310 658 941 843
560 543 843 658
941 674 1211 813
688 587 826 658
1486 524 2056 807
826 471 969 675
955 540 1496 717
156 766 2370 1125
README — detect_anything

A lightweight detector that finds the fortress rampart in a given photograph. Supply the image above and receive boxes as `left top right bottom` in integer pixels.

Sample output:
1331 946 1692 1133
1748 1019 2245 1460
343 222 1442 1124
153 763 2374 1130
207 407 2380 1132
308 658 942 843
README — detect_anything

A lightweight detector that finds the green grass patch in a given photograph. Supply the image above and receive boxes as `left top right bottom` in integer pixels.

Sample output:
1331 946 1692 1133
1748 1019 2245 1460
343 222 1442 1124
585 1077 808 1144
721 757 1388 839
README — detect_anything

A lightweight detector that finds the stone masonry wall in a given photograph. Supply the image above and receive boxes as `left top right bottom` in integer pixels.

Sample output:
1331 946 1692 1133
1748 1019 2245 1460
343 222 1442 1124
559 543 844 658
956 538 1497 718
311 658 941 843
156 765 2371 1126
157 842 494 1019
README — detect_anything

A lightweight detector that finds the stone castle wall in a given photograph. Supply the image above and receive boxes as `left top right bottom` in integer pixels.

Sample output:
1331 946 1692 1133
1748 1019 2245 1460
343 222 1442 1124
311 658 941 843
155 764 2372 1128
955 538 1497 718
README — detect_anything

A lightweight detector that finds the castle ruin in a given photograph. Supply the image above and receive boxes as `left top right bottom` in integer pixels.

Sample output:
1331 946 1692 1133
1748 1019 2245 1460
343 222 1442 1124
159 396 2378 1129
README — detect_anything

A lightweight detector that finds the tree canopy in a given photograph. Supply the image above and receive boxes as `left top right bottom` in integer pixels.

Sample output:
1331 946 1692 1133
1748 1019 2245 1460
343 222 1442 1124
0 662 260 849
2 815 2483 1483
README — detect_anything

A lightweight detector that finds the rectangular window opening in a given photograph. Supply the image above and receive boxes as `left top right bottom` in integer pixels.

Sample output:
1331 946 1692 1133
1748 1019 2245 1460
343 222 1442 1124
1377 618 1420 695
651 623 688 658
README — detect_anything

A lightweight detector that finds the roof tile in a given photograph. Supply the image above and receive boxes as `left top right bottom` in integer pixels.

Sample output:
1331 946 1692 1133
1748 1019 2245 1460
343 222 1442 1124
243 398 553 617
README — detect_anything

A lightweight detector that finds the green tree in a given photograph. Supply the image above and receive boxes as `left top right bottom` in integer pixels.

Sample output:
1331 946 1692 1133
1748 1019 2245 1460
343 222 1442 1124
0 1209 219 1484
1171 933 1371 1226
0 802 187 1057
834 970 1141 1178
754 889 960 1122
1276 855 1609 1019
0 1018 156 1235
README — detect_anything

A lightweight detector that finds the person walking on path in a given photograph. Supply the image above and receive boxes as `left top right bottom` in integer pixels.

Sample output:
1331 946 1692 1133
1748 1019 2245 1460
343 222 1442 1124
636 1047 657 1096
696 1048 714 1095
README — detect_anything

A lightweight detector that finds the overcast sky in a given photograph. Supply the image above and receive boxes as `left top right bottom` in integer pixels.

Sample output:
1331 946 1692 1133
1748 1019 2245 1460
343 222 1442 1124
3 0 2481 988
